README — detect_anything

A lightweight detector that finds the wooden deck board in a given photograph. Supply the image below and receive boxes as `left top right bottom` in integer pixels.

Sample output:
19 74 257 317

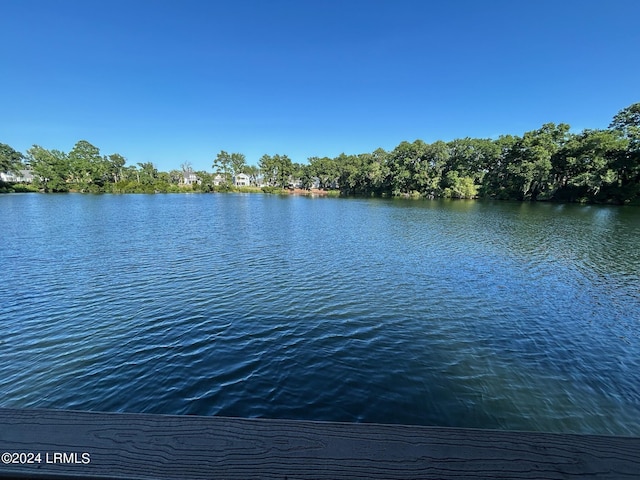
0 408 638 479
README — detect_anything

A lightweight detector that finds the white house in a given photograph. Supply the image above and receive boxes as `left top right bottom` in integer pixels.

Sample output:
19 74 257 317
213 174 226 186
0 170 34 183
182 170 200 186
233 173 250 187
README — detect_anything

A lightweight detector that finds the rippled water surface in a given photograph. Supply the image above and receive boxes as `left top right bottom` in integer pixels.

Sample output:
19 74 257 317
1 193 639 435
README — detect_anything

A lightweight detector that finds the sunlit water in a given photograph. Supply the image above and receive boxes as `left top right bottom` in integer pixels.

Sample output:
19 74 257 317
1 193 639 435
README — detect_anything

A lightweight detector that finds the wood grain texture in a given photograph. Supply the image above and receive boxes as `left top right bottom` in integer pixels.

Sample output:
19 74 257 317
0 408 638 479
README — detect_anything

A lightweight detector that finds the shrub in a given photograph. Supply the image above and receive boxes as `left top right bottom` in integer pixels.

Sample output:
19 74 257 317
261 186 287 194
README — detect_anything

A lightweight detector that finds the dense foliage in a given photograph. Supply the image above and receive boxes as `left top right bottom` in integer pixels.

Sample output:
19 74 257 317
2 103 639 203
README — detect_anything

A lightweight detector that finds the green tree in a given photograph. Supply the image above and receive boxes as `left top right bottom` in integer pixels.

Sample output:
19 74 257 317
120 165 139 183
363 148 390 195
105 153 126 183
259 154 276 186
230 153 246 177
388 140 448 196
552 129 623 201
610 103 640 148
308 156 338 189
387 141 413 194
169 169 183 185
421 141 448 195
68 140 107 190
441 171 478 198
195 171 214 191
259 154 293 188
446 137 495 186
335 153 364 194
298 163 315 190
137 162 158 185
27 145 70 192
213 151 232 185
244 164 260 186
387 141 416 194
504 123 570 200
273 154 293 188
480 135 519 198
291 162 305 186
0 143 25 173
608 102 640 202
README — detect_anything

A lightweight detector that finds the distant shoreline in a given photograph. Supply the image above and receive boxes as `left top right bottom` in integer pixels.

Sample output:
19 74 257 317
3 186 640 206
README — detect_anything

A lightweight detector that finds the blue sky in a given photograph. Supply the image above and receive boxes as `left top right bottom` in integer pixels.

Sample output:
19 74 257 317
2 0 639 172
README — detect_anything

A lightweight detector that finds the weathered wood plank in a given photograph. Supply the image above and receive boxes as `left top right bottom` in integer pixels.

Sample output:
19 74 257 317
0 408 638 479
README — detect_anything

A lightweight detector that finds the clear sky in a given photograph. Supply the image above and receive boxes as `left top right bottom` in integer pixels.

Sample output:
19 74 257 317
2 0 639 172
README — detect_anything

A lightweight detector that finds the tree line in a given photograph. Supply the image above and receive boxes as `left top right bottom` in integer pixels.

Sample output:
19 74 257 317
1 102 639 203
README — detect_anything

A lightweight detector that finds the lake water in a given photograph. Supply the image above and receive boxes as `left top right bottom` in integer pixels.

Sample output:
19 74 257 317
1 193 639 436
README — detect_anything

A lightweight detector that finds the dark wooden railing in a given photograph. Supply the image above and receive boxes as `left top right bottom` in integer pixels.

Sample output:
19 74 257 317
0 408 638 479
